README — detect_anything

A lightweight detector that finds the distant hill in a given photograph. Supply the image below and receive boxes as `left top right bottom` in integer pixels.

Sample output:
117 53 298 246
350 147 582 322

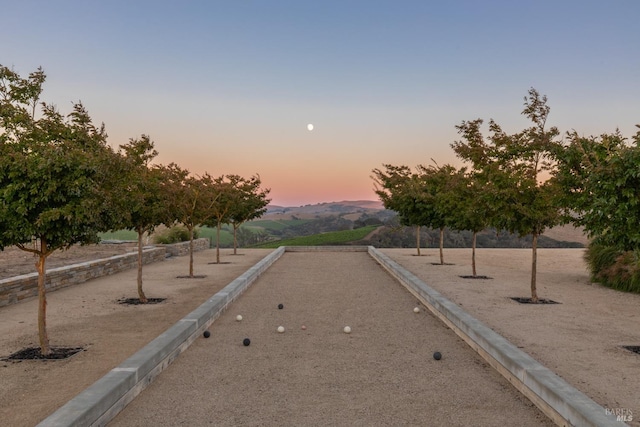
264 200 386 220
541 224 589 246
243 200 588 248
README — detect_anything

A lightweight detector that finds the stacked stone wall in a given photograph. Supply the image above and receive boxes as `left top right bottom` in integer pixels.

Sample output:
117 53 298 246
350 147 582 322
0 238 210 307
162 238 210 256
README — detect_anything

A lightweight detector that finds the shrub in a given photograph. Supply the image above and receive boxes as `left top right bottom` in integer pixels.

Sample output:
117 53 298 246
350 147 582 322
584 243 640 293
154 226 199 244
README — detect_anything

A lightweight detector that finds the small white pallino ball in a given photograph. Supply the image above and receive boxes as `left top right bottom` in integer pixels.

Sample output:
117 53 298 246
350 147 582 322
277 326 285 333
236 315 243 321
343 326 351 334
413 307 420 313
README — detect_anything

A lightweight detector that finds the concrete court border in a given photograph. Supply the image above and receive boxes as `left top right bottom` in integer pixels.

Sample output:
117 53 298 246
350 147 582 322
368 247 620 427
37 246 286 427
37 245 619 426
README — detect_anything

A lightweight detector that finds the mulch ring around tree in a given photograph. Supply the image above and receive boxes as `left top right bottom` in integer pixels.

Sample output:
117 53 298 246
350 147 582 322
459 275 492 279
510 297 560 304
622 346 640 355
3 346 85 361
117 297 166 305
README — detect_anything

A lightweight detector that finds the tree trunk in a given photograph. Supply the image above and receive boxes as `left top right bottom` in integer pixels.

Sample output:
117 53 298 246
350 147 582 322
216 223 221 264
137 229 147 303
36 239 51 356
531 232 539 303
439 227 444 265
472 231 477 277
233 224 238 255
188 227 194 277
415 225 421 256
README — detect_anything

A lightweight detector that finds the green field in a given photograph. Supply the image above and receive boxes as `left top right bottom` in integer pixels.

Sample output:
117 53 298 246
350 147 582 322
99 227 234 248
251 225 379 248
244 219 311 232
197 226 233 247
99 230 138 241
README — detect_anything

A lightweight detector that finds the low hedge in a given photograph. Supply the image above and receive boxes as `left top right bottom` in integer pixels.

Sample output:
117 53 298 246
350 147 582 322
154 226 199 244
584 243 640 293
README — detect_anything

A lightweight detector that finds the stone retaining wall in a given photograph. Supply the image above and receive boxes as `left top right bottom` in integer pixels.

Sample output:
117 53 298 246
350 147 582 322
0 238 210 308
162 238 210 256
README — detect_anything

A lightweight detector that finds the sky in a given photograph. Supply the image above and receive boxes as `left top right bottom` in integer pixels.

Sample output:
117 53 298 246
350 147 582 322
2 1 639 206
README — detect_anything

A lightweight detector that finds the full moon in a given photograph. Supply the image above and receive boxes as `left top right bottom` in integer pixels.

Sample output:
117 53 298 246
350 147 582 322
307 123 314 131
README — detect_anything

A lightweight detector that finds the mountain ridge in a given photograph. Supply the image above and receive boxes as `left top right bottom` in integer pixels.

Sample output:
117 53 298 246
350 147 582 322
260 200 587 246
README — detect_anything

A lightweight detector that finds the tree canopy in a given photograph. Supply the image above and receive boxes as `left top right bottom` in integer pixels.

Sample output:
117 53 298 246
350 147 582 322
228 174 270 254
113 135 170 302
555 127 640 252
451 88 563 301
0 65 118 354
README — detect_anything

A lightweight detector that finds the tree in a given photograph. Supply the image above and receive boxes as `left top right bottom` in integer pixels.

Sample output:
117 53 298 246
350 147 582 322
203 175 241 264
115 135 168 303
373 164 455 260
435 166 490 276
451 88 563 302
161 164 219 277
416 162 457 265
0 65 117 355
228 175 270 254
555 127 640 251
372 165 425 255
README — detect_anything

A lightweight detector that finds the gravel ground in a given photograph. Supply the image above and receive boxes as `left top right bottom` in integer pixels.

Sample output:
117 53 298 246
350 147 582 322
109 252 552 427
1 248 637 426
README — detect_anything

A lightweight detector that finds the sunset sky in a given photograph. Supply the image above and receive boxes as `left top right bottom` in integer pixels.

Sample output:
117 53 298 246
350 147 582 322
2 1 639 206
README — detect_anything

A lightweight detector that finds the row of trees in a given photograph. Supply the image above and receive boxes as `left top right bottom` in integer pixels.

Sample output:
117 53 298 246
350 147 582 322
0 65 270 355
373 88 640 302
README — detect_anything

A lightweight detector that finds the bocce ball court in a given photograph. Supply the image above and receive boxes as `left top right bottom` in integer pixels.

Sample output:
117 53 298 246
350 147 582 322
106 249 553 426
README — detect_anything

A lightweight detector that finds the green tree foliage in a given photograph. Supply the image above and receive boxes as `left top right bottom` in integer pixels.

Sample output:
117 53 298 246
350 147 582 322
114 135 168 303
228 175 270 254
416 162 457 265
160 164 219 277
0 65 117 355
203 175 241 263
452 88 563 302
373 163 457 263
554 126 640 292
435 166 489 276
372 165 428 255
555 128 640 251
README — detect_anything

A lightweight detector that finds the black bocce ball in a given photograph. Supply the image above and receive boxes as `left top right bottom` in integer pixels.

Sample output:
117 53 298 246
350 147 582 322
433 351 442 360
203 330 211 338
278 303 284 309
243 338 251 346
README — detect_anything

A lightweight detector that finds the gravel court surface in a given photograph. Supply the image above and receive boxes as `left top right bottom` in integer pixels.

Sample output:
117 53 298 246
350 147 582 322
381 248 639 426
0 249 274 427
109 252 553 426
